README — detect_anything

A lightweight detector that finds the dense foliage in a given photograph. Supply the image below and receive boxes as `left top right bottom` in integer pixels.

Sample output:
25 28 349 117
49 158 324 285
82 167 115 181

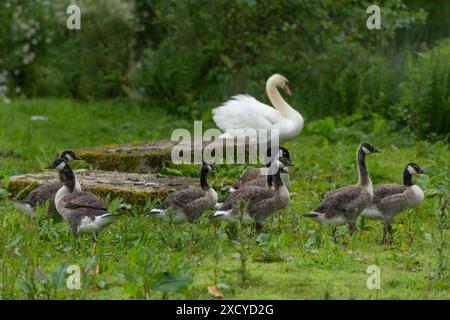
0 0 448 139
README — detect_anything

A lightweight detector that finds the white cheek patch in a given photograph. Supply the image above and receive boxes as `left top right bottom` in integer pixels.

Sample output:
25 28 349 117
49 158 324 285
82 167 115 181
274 159 283 168
65 155 74 161
407 165 416 175
267 160 281 175
362 146 370 154
56 162 66 170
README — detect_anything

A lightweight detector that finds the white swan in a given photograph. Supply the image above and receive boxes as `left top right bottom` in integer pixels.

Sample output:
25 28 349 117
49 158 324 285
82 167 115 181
212 74 303 144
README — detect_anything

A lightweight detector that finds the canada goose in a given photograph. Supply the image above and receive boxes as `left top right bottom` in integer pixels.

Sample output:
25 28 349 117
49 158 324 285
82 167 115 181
150 162 217 258
211 156 293 233
229 147 291 193
212 74 304 144
11 150 82 217
47 158 118 238
149 162 217 223
303 143 380 239
361 163 427 243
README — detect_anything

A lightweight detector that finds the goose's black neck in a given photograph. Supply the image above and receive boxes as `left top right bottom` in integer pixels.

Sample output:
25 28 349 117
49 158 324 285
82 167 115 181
59 165 76 193
272 169 283 190
357 147 370 186
266 161 274 188
200 166 210 190
403 168 413 186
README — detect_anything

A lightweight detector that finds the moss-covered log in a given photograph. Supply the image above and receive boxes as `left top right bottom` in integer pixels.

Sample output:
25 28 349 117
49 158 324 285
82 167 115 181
68 140 259 173
7 170 198 205
69 141 177 173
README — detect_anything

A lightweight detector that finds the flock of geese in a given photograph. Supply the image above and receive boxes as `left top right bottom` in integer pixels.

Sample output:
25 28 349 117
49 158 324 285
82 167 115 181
9 74 426 245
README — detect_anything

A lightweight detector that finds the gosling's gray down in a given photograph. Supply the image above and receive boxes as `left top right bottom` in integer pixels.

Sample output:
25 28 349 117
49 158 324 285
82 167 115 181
303 142 380 239
361 162 426 243
212 156 293 233
149 162 217 223
11 151 82 217
48 158 118 237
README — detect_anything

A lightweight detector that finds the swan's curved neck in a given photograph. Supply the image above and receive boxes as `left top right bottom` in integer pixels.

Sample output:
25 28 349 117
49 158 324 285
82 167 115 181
356 148 371 188
266 79 295 117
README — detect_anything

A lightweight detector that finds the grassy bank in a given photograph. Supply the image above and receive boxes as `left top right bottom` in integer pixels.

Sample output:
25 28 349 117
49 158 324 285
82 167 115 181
0 99 448 299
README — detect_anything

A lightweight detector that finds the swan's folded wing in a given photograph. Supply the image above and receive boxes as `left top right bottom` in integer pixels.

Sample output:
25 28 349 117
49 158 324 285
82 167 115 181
212 95 285 131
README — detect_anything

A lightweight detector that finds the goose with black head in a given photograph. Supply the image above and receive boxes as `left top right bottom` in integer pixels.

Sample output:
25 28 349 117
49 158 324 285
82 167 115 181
11 151 82 217
229 146 292 193
47 158 118 238
304 142 380 240
149 162 218 223
361 162 427 243
212 156 293 233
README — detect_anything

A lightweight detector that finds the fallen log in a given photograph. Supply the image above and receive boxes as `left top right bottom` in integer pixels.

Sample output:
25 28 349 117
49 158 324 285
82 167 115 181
69 140 263 173
7 170 198 205
70 141 178 173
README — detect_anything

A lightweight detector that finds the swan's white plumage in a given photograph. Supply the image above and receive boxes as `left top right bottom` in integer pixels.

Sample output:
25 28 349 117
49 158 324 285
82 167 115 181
212 74 303 144
213 94 286 131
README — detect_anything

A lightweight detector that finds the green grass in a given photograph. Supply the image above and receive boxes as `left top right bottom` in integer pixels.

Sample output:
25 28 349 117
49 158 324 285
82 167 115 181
0 98 448 300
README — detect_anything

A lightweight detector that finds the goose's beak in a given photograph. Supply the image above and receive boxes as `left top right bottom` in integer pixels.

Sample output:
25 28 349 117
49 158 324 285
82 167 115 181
74 156 82 160
285 159 294 167
284 84 292 96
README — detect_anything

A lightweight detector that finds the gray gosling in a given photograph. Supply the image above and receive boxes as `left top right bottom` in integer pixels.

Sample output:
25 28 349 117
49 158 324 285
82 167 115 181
212 156 293 233
48 158 119 239
303 142 380 240
361 162 426 243
149 162 217 223
229 146 291 192
11 151 82 217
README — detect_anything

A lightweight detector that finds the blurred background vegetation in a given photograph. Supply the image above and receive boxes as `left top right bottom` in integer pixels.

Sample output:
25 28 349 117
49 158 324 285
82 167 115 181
0 0 448 140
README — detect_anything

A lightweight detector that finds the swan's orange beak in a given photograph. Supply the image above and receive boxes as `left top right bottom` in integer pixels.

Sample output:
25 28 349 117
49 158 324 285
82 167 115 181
284 84 292 96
